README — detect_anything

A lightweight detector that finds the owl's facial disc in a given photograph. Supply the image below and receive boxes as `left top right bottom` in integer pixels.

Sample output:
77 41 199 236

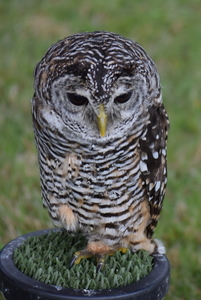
97 104 107 137
50 72 148 140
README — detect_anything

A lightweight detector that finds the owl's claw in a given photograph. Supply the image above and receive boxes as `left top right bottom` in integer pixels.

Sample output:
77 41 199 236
69 251 79 269
69 250 93 269
96 255 105 272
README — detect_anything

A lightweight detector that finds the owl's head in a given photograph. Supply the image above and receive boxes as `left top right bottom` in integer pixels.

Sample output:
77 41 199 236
33 31 161 142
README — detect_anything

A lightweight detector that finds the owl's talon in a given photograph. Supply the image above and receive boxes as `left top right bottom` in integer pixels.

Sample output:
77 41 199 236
69 258 75 269
70 251 93 268
96 256 105 273
69 252 79 269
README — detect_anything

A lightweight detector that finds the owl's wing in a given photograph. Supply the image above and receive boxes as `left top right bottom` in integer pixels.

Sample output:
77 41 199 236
32 95 70 222
139 103 169 238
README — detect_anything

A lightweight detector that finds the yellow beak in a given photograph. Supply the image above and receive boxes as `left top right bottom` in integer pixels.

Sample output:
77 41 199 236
97 104 107 137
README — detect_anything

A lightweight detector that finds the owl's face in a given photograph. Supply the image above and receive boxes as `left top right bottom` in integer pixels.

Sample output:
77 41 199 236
34 31 161 141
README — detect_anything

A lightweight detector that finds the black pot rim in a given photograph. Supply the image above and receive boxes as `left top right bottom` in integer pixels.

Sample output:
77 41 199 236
0 228 170 300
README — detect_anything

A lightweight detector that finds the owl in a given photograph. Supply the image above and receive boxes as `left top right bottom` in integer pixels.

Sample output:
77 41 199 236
32 31 169 270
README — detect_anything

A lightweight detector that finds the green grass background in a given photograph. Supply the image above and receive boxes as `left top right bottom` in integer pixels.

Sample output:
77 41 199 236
0 0 201 299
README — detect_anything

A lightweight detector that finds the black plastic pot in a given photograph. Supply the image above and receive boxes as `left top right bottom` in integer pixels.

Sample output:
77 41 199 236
0 229 170 300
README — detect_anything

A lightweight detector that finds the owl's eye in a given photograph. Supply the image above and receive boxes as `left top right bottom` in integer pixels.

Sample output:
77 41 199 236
114 91 132 104
67 93 88 106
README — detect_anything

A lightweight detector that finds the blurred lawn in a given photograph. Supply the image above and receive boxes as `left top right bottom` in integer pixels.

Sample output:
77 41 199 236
0 0 201 299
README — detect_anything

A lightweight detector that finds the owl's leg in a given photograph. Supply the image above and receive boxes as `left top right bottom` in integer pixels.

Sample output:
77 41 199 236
70 241 113 271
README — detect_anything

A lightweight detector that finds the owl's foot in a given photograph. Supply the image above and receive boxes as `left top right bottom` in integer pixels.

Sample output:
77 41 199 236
69 249 105 272
69 243 128 272
69 249 108 272
69 250 93 268
96 248 128 272
69 251 108 272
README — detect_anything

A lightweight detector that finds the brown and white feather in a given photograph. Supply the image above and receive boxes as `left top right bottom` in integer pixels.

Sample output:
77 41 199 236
32 31 169 256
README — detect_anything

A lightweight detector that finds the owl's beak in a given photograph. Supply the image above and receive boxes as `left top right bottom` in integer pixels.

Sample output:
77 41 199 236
97 104 107 137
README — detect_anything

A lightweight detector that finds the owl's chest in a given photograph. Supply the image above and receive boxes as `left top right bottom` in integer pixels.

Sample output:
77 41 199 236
61 138 141 204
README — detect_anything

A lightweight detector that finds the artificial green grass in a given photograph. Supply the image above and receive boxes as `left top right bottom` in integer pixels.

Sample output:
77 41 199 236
13 230 153 290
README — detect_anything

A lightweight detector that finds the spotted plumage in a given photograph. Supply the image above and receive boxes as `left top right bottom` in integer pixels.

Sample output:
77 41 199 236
32 31 169 266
